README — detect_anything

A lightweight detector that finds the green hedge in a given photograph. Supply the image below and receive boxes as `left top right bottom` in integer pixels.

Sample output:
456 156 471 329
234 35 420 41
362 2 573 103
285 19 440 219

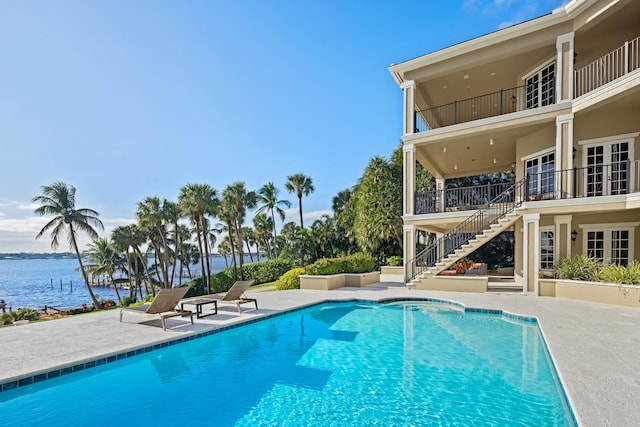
275 267 306 290
238 258 294 284
183 259 295 295
306 253 376 275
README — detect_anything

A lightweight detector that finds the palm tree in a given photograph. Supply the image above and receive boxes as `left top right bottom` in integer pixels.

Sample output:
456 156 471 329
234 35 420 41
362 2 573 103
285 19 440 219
162 200 180 286
285 173 314 228
242 226 256 261
219 202 239 279
332 188 353 216
252 213 273 259
111 224 154 299
256 182 291 251
174 224 193 286
178 184 219 293
137 197 173 288
86 238 123 304
33 182 104 308
222 182 257 279
217 240 231 268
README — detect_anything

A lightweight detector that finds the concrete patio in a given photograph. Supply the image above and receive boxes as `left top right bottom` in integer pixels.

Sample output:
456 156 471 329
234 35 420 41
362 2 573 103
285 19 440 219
1 282 639 426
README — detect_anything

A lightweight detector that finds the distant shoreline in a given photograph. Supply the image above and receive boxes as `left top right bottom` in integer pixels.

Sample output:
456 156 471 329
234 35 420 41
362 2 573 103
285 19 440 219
0 253 246 261
0 253 76 260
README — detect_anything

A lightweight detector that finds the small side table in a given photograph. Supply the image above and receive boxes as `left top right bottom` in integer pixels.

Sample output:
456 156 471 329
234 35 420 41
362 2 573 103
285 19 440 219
181 299 218 319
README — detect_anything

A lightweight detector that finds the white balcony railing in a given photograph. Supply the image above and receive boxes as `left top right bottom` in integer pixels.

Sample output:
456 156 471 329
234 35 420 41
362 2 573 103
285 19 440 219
575 36 640 97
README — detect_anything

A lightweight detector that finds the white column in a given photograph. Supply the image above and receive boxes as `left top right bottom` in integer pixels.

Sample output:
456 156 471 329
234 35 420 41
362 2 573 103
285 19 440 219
436 178 445 213
403 224 416 283
556 33 574 101
556 113 574 198
435 232 444 260
404 144 415 216
400 80 416 135
554 215 572 261
522 213 540 295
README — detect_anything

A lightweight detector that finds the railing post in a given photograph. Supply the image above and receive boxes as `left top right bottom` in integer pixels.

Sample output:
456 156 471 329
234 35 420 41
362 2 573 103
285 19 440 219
414 110 418 133
499 89 503 114
453 100 457 124
625 40 629 74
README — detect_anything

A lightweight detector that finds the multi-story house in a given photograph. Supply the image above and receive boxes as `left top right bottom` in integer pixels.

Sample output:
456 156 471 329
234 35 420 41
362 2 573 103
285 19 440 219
389 0 640 295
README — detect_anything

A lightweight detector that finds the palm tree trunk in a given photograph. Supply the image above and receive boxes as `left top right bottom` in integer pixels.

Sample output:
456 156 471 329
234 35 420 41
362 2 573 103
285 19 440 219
201 214 212 292
156 223 171 288
109 272 122 304
134 245 155 297
124 249 133 298
226 219 239 281
194 220 207 292
245 240 254 262
270 207 279 257
263 237 272 259
298 196 304 228
69 225 101 309
234 221 245 280
170 220 179 285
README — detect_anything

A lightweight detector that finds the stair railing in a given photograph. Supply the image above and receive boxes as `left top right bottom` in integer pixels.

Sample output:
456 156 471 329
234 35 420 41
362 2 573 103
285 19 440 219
407 177 527 280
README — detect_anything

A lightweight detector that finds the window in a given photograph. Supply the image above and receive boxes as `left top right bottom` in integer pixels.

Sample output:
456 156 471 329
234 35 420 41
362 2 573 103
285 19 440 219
584 226 635 266
526 152 555 199
540 228 555 270
526 62 555 109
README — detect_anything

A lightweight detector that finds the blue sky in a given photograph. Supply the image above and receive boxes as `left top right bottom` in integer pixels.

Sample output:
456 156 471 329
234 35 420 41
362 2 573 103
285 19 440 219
0 0 567 252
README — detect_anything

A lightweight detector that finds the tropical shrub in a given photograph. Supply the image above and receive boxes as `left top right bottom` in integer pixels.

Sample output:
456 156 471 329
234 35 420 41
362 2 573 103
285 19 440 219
306 253 376 275
386 255 402 266
306 258 342 275
275 268 306 290
597 261 640 285
555 255 602 281
68 304 96 315
238 258 294 284
345 253 376 273
2 307 42 323
184 277 206 297
120 296 137 307
99 299 116 309
1 313 12 325
209 271 235 293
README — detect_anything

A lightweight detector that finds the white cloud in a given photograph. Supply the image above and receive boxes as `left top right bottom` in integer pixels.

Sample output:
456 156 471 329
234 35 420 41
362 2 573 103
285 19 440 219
280 208 332 227
0 214 136 253
0 200 40 211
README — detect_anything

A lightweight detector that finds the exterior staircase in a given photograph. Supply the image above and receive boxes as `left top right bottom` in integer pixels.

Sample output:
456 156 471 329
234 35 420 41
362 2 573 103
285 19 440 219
407 178 527 286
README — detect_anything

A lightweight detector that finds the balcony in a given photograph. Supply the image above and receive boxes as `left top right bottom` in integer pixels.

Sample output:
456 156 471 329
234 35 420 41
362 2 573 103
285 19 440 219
414 161 639 214
574 35 639 98
415 183 514 214
414 86 525 132
412 35 639 134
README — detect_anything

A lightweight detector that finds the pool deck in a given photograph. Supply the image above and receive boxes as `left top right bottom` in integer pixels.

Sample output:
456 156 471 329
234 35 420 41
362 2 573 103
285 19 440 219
1 283 639 426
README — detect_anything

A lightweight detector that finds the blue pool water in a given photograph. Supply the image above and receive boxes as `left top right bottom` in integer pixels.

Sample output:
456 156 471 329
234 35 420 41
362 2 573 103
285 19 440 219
0 301 576 426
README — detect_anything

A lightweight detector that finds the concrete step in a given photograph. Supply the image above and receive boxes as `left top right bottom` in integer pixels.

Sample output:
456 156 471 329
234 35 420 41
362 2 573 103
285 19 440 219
487 276 522 293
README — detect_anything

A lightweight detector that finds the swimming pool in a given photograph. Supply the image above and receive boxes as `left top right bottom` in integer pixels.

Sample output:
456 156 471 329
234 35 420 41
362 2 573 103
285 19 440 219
0 300 575 426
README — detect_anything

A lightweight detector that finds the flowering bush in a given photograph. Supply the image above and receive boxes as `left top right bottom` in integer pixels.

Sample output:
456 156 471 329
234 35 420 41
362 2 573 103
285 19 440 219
452 258 474 274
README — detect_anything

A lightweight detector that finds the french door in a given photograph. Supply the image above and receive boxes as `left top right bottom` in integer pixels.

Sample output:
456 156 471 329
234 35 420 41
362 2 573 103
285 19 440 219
526 152 555 199
585 141 630 196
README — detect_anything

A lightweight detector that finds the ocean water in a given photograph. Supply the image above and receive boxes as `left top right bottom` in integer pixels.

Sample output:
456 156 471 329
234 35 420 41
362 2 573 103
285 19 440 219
0 256 236 310
0 301 576 426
